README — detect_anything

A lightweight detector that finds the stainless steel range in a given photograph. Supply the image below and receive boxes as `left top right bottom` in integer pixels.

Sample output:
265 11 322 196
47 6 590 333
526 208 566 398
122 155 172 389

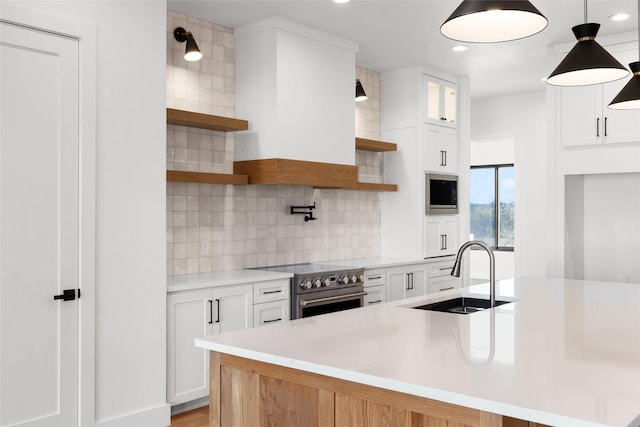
257 263 365 319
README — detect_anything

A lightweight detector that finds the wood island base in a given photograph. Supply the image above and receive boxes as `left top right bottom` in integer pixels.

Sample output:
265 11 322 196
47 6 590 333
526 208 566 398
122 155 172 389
208 351 547 427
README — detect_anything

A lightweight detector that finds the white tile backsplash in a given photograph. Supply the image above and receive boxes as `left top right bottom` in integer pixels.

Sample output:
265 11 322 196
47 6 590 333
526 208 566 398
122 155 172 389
166 11 383 275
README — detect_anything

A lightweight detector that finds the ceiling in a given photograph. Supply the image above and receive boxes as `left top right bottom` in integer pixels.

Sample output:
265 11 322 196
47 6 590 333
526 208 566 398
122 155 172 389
167 0 639 99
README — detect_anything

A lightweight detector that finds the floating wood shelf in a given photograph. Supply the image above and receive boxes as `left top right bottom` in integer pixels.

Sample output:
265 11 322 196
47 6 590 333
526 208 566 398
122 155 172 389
166 108 249 132
355 137 397 152
166 170 248 185
356 182 398 192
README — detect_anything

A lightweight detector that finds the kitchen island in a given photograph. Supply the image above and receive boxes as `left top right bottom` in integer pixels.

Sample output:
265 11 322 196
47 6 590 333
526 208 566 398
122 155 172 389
195 278 640 427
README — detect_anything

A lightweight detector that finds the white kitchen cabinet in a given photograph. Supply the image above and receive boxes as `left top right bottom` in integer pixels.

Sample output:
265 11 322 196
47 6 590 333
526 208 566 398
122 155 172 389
167 284 253 405
424 75 458 128
424 124 458 173
426 257 461 294
558 47 640 147
363 285 387 306
424 216 459 258
254 300 289 327
387 264 427 302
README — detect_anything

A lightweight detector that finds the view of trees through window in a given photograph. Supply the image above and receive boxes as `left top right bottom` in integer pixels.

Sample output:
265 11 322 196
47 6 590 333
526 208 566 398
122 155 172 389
470 165 514 250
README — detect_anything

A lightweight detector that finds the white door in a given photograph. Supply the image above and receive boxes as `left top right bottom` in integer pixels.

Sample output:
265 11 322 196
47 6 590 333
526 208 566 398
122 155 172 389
212 284 253 334
1 22 79 427
559 84 601 147
387 268 408 302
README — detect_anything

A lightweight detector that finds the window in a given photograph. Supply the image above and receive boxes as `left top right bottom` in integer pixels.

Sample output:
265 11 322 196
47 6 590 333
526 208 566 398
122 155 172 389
470 165 514 250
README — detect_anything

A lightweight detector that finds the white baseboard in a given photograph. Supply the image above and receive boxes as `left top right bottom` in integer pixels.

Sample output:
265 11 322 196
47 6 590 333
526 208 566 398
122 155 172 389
95 403 171 427
170 397 209 416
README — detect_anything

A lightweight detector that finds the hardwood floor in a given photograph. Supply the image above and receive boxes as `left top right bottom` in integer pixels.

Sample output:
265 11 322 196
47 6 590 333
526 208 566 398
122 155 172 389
170 406 209 427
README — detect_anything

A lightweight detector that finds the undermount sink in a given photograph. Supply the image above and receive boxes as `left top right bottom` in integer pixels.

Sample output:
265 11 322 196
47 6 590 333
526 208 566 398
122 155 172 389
412 297 512 315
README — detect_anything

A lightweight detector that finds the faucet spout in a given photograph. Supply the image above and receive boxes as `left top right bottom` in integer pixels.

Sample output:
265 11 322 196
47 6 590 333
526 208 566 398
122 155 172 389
451 240 496 308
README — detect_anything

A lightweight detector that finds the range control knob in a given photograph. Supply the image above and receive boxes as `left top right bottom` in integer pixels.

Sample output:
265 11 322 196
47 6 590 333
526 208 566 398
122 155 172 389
359 274 364 283
300 280 312 289
323 278 332 287
350 275 358 283
339 276 349 285
314 279 322 288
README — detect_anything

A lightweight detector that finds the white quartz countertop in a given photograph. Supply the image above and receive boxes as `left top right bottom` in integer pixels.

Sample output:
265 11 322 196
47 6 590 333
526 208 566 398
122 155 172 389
195 278 640 427
167 270 293 292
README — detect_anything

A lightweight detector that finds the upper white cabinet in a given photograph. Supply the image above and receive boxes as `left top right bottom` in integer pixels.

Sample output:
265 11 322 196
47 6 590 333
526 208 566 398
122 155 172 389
424 124 458 173
558 47 640 147
424 75 458 128
424 216 459 258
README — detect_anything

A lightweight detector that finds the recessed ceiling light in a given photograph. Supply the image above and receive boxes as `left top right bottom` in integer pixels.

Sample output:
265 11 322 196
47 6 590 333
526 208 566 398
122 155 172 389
609 13 630 22
452 45 469 52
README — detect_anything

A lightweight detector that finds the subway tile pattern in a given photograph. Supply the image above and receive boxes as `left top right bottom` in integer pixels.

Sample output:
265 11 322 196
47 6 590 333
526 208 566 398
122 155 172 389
166 11 383 275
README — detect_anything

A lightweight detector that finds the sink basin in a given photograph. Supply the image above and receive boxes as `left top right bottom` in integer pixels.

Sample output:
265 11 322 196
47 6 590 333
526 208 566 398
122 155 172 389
412 297 512 315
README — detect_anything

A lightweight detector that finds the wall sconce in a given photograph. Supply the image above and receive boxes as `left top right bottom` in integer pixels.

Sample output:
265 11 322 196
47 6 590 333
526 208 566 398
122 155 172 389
355 79 367 102
173 27 202 62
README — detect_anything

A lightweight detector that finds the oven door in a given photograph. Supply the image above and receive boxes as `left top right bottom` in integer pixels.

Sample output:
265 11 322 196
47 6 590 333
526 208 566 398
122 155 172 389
294 287 367 319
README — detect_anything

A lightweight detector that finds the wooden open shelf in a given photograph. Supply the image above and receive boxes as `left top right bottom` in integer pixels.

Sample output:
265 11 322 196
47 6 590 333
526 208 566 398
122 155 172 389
356 182 398 192
167 170 248 185
167 108 249 132
355 137 397 152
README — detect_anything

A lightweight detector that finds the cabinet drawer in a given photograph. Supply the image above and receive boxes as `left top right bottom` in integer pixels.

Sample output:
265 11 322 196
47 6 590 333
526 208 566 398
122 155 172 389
428 259 456 278
363 285 386 306
428 275 460 294
253 300 289 327
253 279 290 304
364 268 386 287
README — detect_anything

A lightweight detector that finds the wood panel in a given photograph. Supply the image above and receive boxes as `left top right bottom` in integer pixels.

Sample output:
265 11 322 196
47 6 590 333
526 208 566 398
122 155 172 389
411 412 472 427
259 376 320 426
167 108 248 132
355 137 397 152
166 170 249 185
233 158 358 188
209 352 221 427
220 365 259 426
216 353 504 427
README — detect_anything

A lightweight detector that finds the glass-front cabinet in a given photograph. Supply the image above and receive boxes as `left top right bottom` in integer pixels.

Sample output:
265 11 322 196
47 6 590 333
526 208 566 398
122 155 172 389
424 75 458 128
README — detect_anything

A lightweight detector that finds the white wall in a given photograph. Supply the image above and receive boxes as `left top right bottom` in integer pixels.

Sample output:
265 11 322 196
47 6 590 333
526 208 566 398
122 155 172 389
10 1 168 425
471 91 547 278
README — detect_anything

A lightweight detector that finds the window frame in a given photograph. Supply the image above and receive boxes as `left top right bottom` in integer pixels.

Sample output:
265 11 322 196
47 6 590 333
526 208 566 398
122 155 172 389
470 163 514 252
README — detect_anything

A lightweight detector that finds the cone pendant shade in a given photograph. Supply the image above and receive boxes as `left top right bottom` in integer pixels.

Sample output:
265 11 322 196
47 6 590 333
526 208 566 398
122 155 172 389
547 23 629 86
608 62 640 109
440 0 548 43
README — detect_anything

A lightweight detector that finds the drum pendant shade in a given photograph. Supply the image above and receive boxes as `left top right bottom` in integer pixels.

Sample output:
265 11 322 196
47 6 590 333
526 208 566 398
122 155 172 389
440 0 548 43
547 23 629 86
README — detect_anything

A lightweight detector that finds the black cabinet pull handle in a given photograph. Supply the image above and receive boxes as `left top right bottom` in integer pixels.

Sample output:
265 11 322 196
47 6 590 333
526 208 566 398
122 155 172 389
367 276 382 280
208 300 213 324
439 287 455 292
597 117 600 137
263 290 282 294
444 234 448 250
263 318 282 324
443 150 447 166
368 300 383 304
215 299 220 323
604 117 608 137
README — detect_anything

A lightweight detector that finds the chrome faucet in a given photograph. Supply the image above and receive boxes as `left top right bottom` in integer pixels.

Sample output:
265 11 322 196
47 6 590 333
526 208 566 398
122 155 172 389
451 240 496 308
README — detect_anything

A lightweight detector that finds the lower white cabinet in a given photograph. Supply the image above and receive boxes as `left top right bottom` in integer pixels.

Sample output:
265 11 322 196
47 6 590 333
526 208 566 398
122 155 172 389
387 264 427 301
426 257 461 294
364 285 387 306
424 216 458 258
167 284 253 405
254 300 289 327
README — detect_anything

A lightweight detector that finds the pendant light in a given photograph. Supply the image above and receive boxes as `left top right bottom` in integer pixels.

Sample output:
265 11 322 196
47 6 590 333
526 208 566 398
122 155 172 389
547 0 629 86
609 0 640 109
440 1 548 43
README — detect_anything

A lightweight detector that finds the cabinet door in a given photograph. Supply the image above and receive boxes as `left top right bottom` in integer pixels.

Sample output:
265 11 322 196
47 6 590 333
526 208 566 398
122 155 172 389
428 275 461 294
559 84 601 147
387 268 408 302
363 285 386 306
602 49 640 145
167 289 213 404
406 266 427 299
424 124 458 173
254 300 289 327
424 216 459 258
212 284 254 334
424 76 457 128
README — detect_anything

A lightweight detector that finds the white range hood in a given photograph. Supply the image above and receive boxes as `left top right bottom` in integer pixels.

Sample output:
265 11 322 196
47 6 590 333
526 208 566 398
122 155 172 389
233 17 360 187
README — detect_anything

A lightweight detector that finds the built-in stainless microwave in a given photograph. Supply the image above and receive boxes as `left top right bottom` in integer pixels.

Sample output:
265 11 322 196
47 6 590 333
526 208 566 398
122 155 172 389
425 173 458 215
